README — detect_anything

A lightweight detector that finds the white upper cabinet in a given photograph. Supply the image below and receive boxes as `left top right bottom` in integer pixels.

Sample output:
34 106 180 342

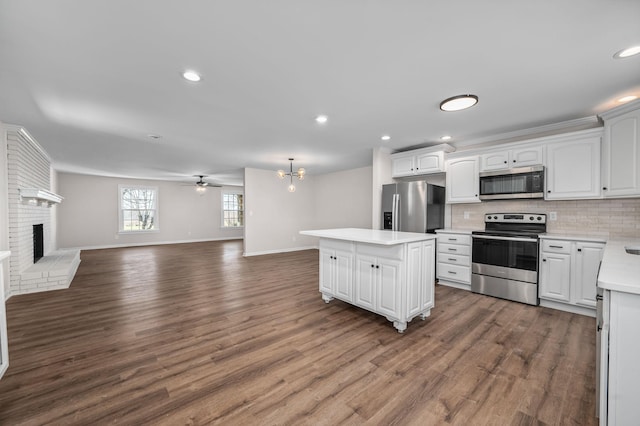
545 131 602 200
390 144 454 177
480 146 543 171
601 101 640 198
445 156 480 203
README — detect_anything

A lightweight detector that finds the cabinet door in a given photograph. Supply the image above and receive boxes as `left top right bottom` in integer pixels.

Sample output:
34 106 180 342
415 152 445 174
319 249 334 295
539 252 572 302
420 241 435 311
391 155 415 177
445 156 480 203
406 243 423 318
574 242 604 307
512 146 543 167
334 250 353 301
602 108 640 197
354 255 376 310
545 136 601 200
480 151 510 171
377 258 402 319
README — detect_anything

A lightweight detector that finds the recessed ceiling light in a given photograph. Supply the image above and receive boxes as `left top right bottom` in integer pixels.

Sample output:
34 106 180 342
381 135 391 141
440 135 452 141
618 95 638 103
439 94 478 112
147 134 162 140
613 45 640 59
315 115 328 124
183 70 202 82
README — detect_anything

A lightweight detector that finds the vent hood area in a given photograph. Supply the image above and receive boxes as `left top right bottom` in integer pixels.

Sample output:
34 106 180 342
19 188 63 206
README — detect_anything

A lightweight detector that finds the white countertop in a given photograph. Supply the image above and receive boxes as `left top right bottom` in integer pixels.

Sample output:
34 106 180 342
540 233 607 243
598 240 640 295
435 229 476 235
300 228 437 245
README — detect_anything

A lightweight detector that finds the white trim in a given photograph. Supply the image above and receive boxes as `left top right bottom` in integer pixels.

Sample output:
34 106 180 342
539 299 596 317
221 191 244 228
243 245 317 257
60 236 243 251
599 98 640 119
3 125 53 162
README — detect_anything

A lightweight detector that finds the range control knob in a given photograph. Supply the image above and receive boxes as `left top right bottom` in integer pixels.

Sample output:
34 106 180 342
529 216 534 220
537 216 542 221
493 215 498 219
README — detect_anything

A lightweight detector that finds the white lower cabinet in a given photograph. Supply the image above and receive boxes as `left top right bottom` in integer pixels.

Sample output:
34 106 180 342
436 231 472 289
320 238 435 333
539 238 604 315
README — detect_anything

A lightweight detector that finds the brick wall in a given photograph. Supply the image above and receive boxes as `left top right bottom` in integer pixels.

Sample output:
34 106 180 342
451 198 640 239
6 128 54 294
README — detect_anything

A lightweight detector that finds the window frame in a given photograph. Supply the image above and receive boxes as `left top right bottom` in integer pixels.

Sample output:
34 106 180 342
221 191 244 229
118 185 160 233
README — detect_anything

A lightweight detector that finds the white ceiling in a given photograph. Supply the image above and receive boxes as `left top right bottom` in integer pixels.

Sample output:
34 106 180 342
1 1 639 186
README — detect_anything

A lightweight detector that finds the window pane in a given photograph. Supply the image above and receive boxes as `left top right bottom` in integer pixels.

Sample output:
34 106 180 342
222 193 244 227
120 186 158 232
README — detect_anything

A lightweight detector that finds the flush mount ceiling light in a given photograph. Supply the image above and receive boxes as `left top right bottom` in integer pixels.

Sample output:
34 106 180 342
439 94 478 112
618 95 638 103
381 135 391 141
182 70 202 82
315 115 328 124
277 158 305 192
613 45 640 59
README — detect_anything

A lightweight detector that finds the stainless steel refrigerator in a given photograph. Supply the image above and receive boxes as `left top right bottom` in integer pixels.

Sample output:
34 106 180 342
381 181 445 233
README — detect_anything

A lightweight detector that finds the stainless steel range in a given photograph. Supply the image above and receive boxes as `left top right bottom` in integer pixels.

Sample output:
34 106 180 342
471 213 547 305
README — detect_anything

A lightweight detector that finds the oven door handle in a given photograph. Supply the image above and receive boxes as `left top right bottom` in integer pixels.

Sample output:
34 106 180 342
472 235 537 243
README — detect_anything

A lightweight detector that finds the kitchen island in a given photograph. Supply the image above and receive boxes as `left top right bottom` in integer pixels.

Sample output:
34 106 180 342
597 240 640 425
300 228 437 333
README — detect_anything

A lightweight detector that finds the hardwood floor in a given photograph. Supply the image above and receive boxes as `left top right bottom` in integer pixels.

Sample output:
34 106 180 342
0 240 597 425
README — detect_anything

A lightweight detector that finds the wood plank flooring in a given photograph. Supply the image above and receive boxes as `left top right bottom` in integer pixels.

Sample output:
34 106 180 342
0 240 597 425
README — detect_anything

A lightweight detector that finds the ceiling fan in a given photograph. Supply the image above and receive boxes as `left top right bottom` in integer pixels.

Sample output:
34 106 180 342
185 175 221 192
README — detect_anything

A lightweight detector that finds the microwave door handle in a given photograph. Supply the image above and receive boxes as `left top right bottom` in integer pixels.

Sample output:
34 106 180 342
472 235 537 243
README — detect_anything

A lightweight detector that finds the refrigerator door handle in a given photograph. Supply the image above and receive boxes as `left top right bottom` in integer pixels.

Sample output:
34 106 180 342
393 194 400 231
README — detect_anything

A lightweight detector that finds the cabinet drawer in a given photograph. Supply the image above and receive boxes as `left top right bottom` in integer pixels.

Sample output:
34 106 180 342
437 252 470 267
438 243 471 256
438 234 471 245
437 263 470 283
541 240 571 254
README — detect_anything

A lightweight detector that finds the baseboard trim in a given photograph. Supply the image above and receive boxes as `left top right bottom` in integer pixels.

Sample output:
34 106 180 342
62 237 243 251
243 245 317 257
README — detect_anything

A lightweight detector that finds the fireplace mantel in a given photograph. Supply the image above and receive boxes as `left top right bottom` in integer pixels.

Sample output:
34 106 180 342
19 188 63 207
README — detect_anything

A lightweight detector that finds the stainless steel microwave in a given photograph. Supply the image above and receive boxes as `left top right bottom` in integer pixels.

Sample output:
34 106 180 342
479 165 544 200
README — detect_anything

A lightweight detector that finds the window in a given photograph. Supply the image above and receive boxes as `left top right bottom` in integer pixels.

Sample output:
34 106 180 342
119 185 158 232
222 192 244 228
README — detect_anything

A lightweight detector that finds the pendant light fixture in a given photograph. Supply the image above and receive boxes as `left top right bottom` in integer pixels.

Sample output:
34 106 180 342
277 158 305 192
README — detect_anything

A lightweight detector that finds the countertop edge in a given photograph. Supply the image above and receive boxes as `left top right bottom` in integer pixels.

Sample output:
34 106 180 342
300 228 437 245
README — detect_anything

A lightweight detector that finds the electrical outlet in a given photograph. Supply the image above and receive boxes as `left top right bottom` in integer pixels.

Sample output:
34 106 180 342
549 212 557 221
463 211 470 219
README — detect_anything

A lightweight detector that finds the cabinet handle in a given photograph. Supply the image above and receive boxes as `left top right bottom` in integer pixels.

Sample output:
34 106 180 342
547 190 551 193
376 265 379 269
503 160 507 164
577 248 582 252
448 248 457 251
448 271 457 275
542 259 547 262
448 258 457 261
603 187 607 191
597 325 603 332
549 245 563 249
448 238 457 241
512 159 516 163
596 294 603 301
371 264 375 268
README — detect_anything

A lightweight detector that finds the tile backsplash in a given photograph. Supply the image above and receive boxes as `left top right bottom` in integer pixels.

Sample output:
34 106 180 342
451 198 640 239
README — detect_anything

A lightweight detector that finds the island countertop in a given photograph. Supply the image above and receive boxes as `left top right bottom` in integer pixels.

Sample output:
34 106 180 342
300 228 437 245
598 239 640 295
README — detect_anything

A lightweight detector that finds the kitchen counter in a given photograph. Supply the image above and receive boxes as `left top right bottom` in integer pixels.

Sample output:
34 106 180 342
598 240 640 295
435 229 476 235
300 228 437 245
540 233 607 243
300 228 436 333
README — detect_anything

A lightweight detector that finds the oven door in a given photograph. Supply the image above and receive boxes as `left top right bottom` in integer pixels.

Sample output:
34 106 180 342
472 235 539 282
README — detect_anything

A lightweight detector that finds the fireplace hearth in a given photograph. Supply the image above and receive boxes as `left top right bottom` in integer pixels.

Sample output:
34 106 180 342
33 224 44 263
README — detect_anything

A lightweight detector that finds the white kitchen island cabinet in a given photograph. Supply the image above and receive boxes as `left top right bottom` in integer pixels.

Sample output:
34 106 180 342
300 228 436 333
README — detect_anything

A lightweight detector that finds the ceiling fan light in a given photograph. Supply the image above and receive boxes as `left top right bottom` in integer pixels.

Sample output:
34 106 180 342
440 94 478 112
195 185 207 193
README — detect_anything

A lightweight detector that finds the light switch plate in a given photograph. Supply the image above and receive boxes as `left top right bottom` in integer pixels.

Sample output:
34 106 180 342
549 212 557 221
